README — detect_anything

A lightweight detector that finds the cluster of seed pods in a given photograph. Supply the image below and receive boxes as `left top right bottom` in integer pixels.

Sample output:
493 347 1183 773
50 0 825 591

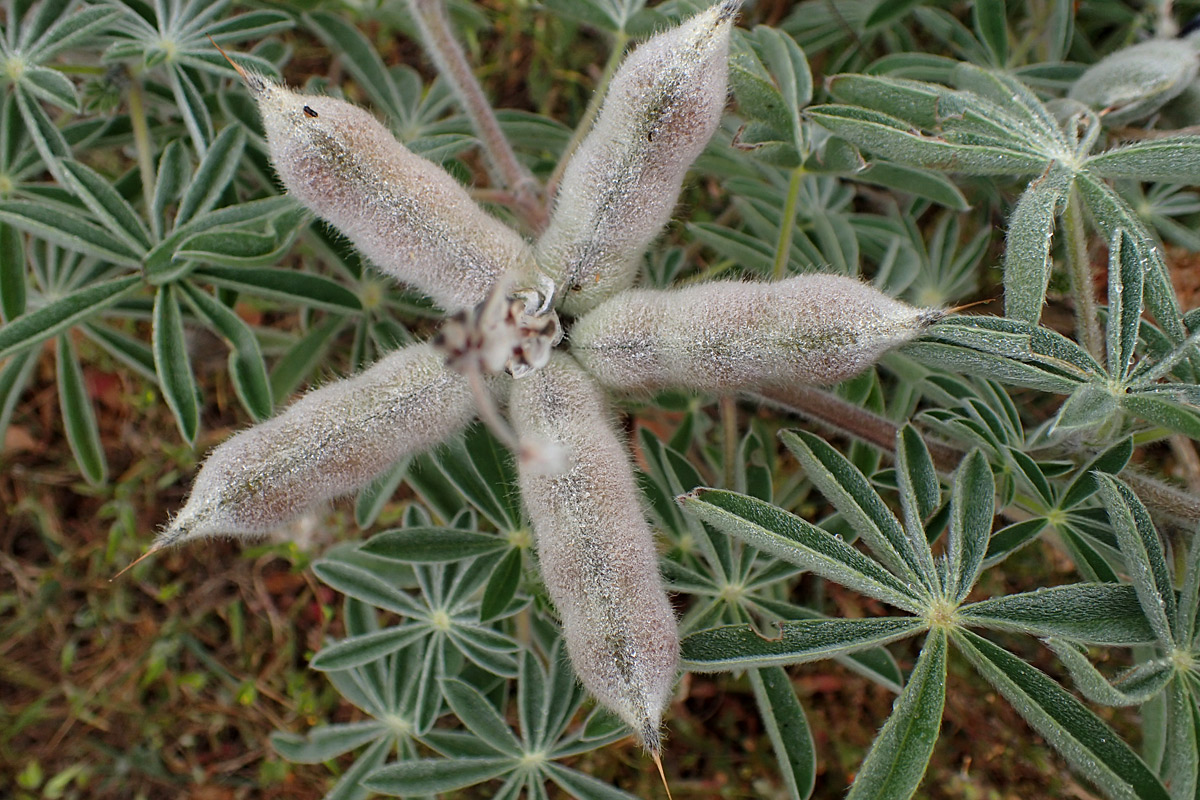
156 0 942 758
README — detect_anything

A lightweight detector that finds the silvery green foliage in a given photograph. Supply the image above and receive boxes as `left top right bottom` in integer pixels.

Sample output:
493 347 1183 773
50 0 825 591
161 0 943 759
5 0 1200 797
1069 36 1199 126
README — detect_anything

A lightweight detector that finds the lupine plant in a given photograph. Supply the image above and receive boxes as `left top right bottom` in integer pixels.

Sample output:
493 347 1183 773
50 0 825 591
6 0 1200 798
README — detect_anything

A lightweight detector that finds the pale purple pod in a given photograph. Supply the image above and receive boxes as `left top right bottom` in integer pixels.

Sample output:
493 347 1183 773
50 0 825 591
570 274 942 393
158 343 476 547
536 0 740 316
510 353 678 752
251 80 529 312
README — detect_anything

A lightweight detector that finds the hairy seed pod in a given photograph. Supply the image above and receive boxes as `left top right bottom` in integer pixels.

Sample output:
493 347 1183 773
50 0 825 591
570 274 941 393
250 79 529 312
1068 38 1199 125
158 343 476 547
510 354 678 752
536 0 740 316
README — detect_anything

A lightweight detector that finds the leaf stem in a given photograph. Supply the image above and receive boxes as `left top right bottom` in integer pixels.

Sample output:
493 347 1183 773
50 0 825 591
126 72 158 239
720 395 737 489
772 166 804 281
1062 186 1104 362
546 29 629 202
408 0 546 232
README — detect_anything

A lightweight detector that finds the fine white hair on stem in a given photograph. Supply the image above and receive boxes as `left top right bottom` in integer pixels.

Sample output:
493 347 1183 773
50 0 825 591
511 353 679 753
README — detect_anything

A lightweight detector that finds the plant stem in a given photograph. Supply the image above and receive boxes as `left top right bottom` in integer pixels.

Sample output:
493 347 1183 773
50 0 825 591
408 0 546 232
546 30 629 202
754 384 1200 526
126 73 158 238
720 395 737 488
773 166 804 280
1062 187 1104 362
753 385 963 473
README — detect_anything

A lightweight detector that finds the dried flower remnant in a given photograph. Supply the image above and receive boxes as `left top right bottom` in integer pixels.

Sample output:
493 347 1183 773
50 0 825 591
571 275 942 393
536 0 741 315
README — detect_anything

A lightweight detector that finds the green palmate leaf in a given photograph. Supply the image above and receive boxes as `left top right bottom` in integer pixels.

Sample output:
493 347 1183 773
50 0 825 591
479 548 522 623
0 275 141 362
856 162 970 211
1121 394 1200 441
152 140 190 235
537 0 645 34
270 720 387 764
442 678 522 756
1178 536 1200 645
1060 437 1134 509
324 736 392 800
0 201 141 267
175 126 246 226
754 25 811 151
313 560 424 617
1075 172 1184 343
60 159 150 252
960 584 1156 645
982 517 1048 566
1053 383 1119 434
0 349 39 446
20 65 78 111
973 0 1008 66
1003 163 1071 324
15 87 69 173
305 12 406 125
825 73 958 129
56 334 106 485
204 10 293 43
270 315 346 400
847 629 946 800
0 222 25 322
1163 680 1200 800
807 105 1048 175
1006 447 1053 506
1044 639 1172 707
310 625 428 672
194 266 361 313
1095 477 1177 646
1106 230 1144 381
169 66 214 156
780 429 925 589
682 617 925 670
25 6 116 63
945 450 994 603
686 222 776 275
680 489 924 613
749 667 816 800
895 425 939 580
176 228 298 269
1086 137 1200 184
955 630 1170 800
151 285 198 444
544 763 642 800
354 457 411 529
364 757 512 795
865 0 924 29
177 282 272 420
